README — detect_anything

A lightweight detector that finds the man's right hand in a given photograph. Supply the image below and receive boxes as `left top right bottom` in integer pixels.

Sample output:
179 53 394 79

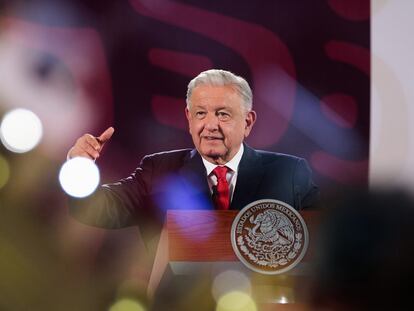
67 127 114 160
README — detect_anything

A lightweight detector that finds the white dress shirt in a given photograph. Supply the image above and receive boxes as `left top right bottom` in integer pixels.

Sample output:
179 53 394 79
201 144 244 202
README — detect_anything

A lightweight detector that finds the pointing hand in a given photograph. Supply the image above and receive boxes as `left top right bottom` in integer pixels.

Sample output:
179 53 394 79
67 127 114 160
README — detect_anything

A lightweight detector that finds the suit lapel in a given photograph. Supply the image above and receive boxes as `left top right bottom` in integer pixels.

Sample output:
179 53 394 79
178 149 213 209
177 146 264 210
231 144 264 210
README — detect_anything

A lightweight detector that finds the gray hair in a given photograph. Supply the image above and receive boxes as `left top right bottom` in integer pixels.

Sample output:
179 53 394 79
186 69 253 111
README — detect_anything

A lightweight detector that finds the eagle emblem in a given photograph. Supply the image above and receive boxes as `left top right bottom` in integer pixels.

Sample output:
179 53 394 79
231 199 308 274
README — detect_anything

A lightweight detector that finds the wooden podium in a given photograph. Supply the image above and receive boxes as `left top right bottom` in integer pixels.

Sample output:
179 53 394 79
148 210 320 310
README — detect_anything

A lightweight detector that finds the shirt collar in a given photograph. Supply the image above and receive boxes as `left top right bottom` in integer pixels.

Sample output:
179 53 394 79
201 144 244 175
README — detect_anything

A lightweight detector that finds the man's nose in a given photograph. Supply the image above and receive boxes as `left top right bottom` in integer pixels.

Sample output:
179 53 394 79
204 113 219 131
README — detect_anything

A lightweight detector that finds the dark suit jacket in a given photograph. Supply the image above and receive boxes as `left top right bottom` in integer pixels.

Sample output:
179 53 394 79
69 144 319 231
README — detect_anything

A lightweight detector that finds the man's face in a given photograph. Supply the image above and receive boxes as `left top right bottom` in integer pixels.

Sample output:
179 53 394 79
185 84 256 165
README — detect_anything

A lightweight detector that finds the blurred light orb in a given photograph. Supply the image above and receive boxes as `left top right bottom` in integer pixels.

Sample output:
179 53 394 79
216 291 257 311
0 108 43 153
109 298 146 311
212 270 252 302
0 154 10 189
59 157 100 198
277 296 288 304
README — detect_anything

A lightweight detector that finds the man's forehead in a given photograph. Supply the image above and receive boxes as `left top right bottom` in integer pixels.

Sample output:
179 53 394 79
191 84 241 102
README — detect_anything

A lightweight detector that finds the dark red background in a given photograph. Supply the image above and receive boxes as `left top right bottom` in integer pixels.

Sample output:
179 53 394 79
3 0 370 190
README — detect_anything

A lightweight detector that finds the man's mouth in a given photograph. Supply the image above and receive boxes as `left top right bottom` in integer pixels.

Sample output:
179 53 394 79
202 136 223 141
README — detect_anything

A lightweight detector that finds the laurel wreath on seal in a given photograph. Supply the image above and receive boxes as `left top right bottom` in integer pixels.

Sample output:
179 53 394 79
237 232 303 268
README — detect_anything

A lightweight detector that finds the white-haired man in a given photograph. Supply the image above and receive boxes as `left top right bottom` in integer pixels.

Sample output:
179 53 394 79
68 69 318 229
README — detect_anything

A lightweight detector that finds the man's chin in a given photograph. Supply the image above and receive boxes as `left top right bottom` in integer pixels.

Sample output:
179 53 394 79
199 147 226 161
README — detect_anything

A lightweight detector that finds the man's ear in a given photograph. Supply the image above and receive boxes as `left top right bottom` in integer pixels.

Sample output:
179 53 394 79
244 110 257 137
185 107 192 134
185 107 191 121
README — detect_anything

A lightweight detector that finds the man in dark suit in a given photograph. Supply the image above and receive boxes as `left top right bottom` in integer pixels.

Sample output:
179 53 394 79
67 69 318 230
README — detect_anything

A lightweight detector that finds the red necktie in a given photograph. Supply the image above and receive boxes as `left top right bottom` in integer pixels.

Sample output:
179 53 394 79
213 166 230 210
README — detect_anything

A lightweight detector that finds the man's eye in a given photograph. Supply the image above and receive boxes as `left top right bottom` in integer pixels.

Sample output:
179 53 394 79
195 111 206 118
217 112 230 120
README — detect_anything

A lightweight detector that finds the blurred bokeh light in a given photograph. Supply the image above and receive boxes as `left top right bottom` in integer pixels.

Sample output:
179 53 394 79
109 298 146 311
0 15 113 160
0 108 43 153
216 291 257 311
59 157 100 198
277 296 288 304
212 270 252 303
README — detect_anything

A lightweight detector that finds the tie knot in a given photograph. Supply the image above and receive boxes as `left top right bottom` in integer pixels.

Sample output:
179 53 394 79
213 166 228 180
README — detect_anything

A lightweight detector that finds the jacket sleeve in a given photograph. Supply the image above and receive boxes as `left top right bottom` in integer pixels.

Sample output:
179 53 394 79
68 155 155 228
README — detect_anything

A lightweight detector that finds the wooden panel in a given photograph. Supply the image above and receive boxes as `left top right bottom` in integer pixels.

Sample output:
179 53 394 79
167 210 239 261
166 210 320 262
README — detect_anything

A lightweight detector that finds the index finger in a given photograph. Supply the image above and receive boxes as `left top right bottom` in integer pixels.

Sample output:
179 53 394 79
97 127 114 143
